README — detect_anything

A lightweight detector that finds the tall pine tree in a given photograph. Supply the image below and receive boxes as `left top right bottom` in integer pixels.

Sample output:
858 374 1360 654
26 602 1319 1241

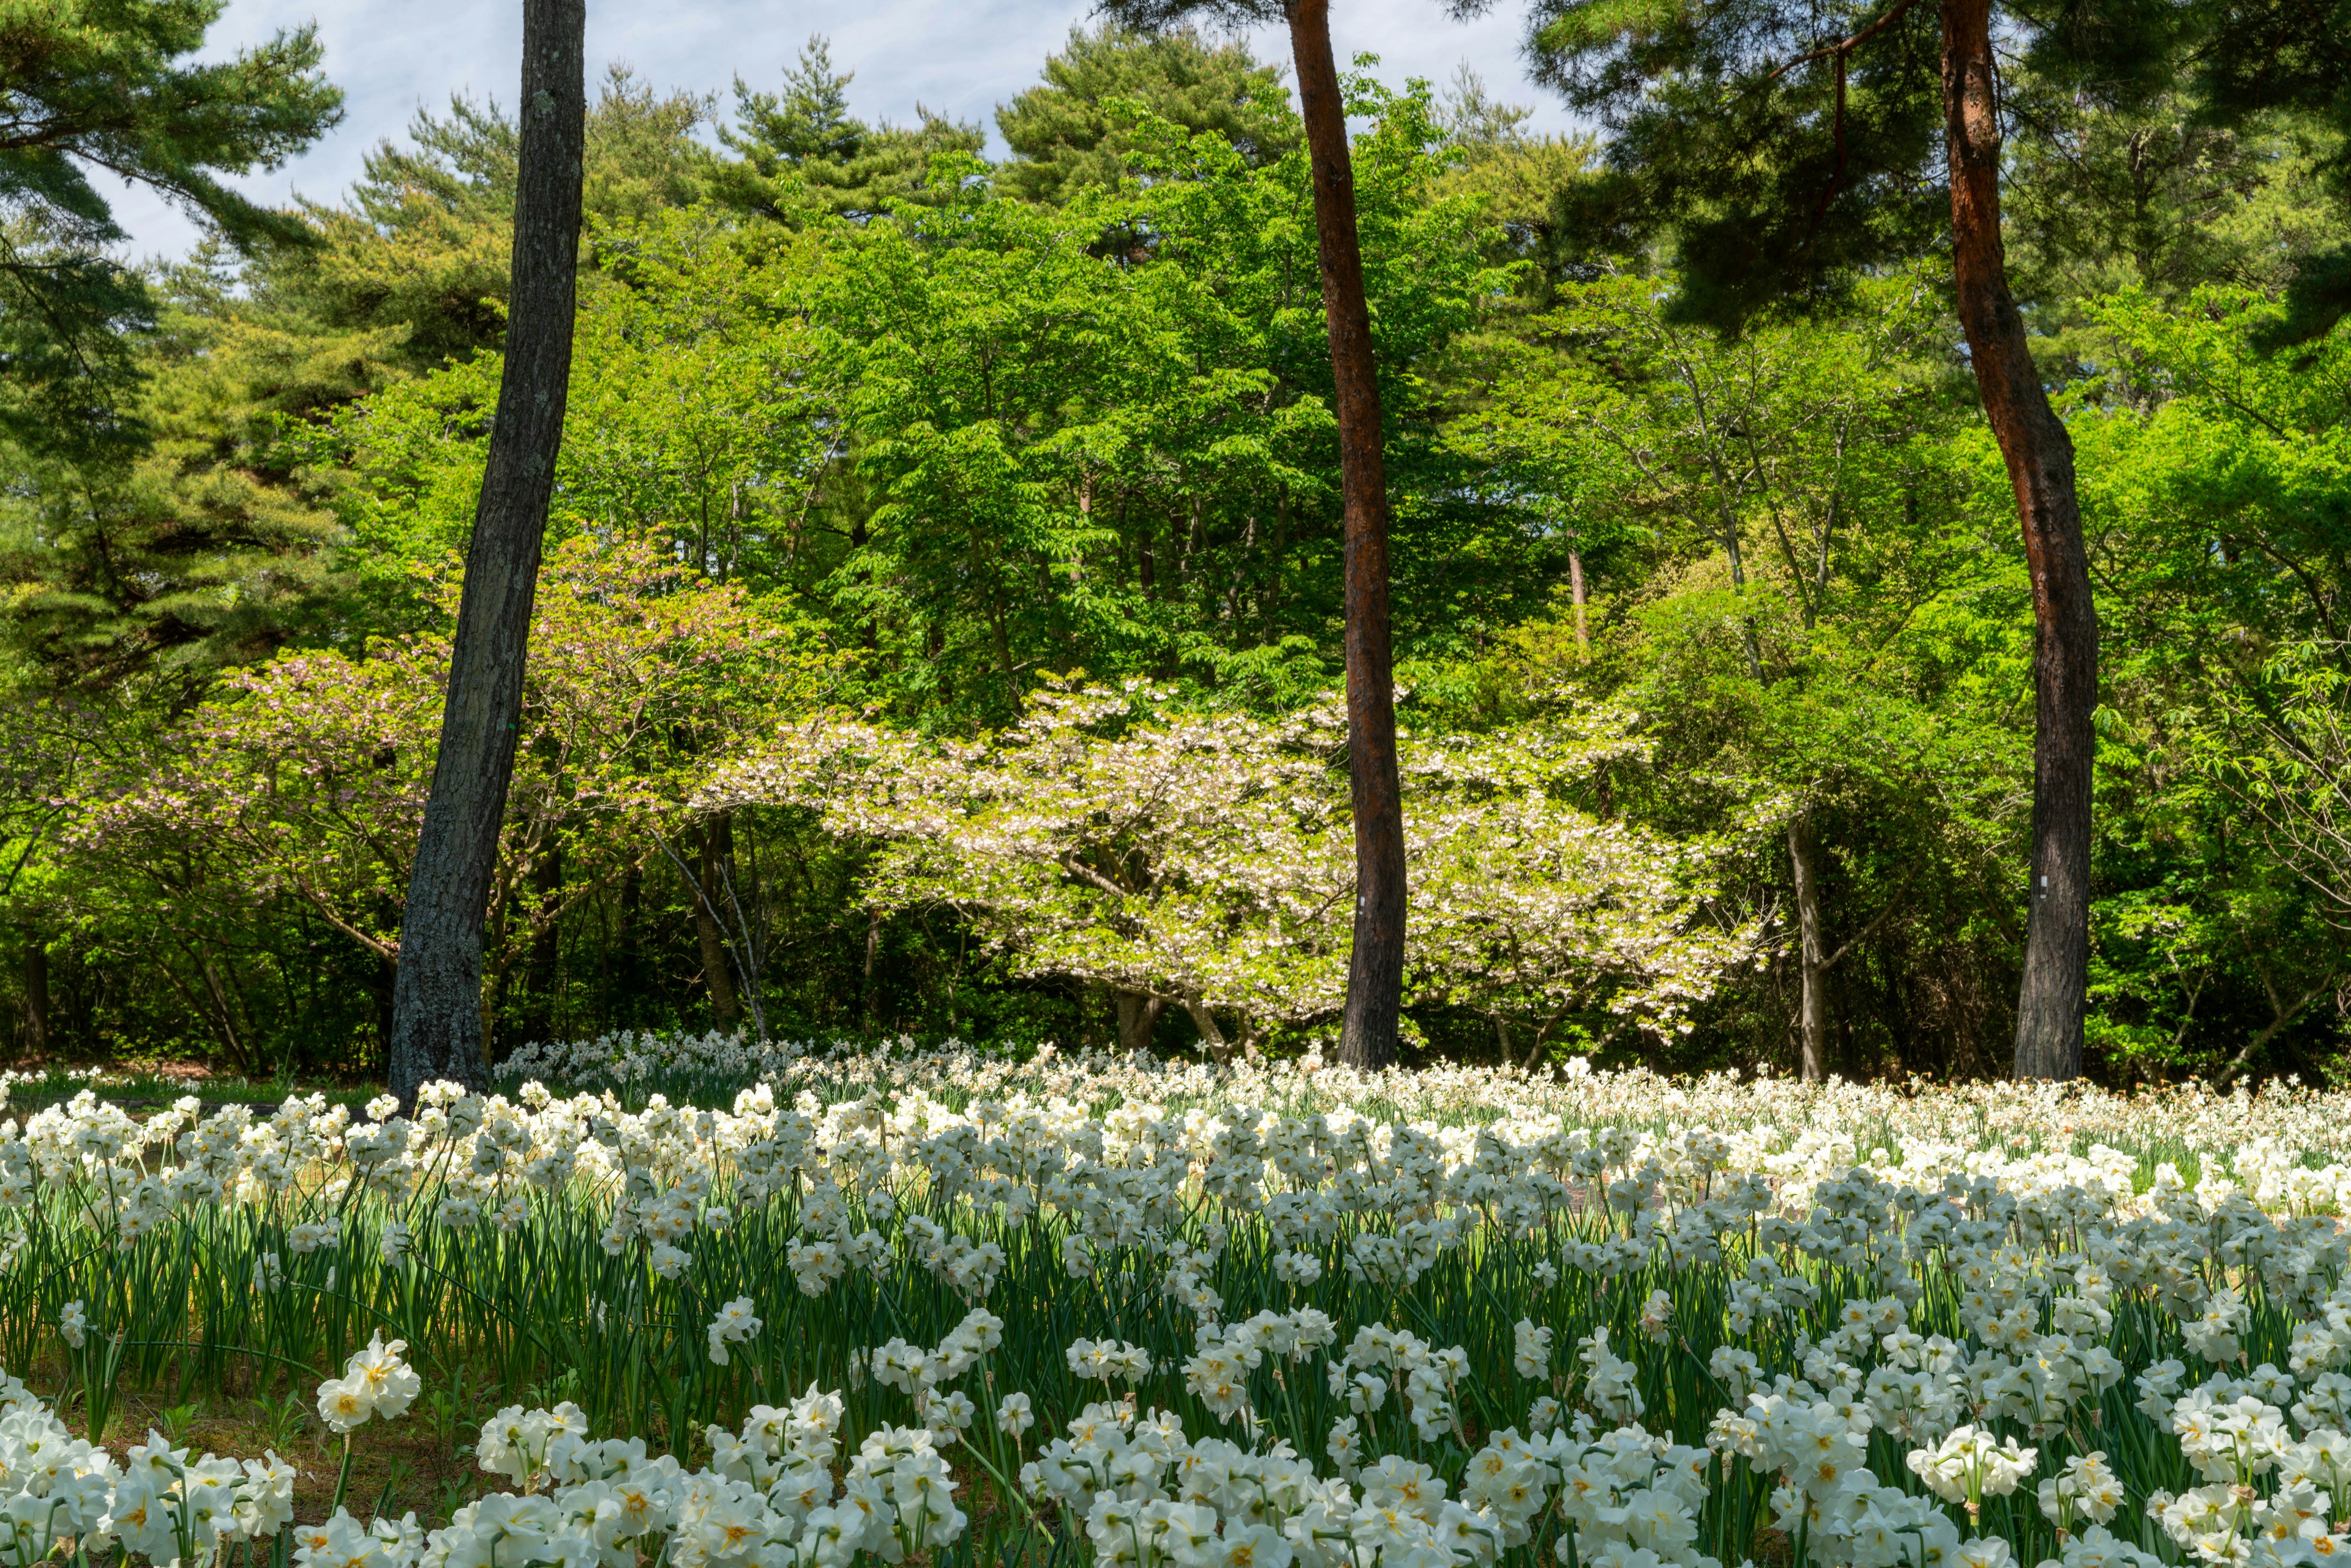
0 0 340 465
1518 0 2164 1077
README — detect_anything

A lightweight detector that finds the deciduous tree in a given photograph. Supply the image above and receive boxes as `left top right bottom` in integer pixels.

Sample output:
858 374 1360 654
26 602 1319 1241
73 533 822 1061
710 680 1752 1058
995 23 1295 204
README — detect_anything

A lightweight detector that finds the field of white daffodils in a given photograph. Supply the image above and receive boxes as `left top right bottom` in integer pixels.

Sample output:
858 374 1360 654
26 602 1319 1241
11 1040 2351 1568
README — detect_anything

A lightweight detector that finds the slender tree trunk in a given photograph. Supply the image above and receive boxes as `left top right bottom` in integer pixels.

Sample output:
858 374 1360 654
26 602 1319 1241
519 840 562 1045
1286 0 1405 1073
1569 547 1591 662
1182 997 1234 1066
1941 0 2094 1080
1788 817 1829 1081
21 932 45 1055
371 954 396 1070
199 953 249 1072
692 816 741 1029
613 860 646 1027
862 908 883 1029
387 0 586 1106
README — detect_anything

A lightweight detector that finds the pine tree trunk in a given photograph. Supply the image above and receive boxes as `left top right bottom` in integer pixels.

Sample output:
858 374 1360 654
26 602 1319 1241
1788 817 1829 1081
1941 0 2094 1081
387 0 585 1107
1286 0 1405 1073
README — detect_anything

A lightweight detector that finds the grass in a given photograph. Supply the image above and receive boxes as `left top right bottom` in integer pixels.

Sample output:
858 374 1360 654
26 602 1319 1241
0 1061 382 1116
24 1342 489 1529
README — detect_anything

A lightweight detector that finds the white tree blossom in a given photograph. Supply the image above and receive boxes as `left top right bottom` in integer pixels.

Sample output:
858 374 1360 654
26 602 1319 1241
707 681 1757 1059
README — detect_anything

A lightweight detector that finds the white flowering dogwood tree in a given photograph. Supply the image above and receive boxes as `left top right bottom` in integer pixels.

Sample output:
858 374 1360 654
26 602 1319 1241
708 681 1758 1061
1401 719 1764 1063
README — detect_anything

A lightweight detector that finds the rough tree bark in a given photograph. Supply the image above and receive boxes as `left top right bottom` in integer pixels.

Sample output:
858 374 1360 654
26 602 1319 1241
386 0 586 1106
1941 0 2095 1080
1286 0 1406 1072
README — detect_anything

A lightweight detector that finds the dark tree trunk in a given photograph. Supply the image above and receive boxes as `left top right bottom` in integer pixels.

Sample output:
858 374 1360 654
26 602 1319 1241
692 814 741 1029
1941 0 2093 1081
1115 991 1166 1055
518 839 563 1046
21 932 45 1055
1286 0 1405 1072
862 907 883 1028
387 0 585 1106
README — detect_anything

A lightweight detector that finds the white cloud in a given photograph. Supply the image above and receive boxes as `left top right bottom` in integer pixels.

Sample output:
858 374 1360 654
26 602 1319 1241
110 0 1574 260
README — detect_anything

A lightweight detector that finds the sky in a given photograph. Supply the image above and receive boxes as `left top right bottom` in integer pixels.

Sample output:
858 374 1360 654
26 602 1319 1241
106 0 1575 259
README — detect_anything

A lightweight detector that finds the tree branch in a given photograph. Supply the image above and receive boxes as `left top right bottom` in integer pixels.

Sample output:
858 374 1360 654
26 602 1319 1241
1822 872 1917 970
288 877 400 961
1770 0 1927 80
1055 852 1131 899
2213 975 2337 1088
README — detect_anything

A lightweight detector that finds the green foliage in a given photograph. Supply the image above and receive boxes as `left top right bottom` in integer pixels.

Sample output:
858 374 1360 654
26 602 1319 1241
1444 271 2036 1074
1422 67 1599 307
2006 95 2351 378
0 220 154 471
0 0 340 251
58 533 833 1075
2057 287 2351 1078
0 0 357 696
0 19 2345 1086
0 242 369 692
2188 0 2351 343
269 70 714 378
802 73 1504 722
1526 0 1952 325
0 0 339 468
1523 0 2214 329
994 24 1296 204
711 37 985 226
